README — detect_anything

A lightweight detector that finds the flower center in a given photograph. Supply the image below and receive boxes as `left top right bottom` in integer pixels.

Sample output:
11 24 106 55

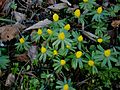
19 37 25 44
63 84 69 90
64 24 70 31
58 32 65 40
97 38 103 43
74 9 81 18
53 13 59 22
37 29 42 35
97 6 103 14
75 51 83 59
60 60 66 66
47 29 53 35
41 46 47 54
77 35 83 42
88 60 94 66
104 49 111 57
53 50 58 55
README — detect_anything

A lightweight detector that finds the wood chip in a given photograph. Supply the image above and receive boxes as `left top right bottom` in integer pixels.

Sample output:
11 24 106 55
5 73 15 86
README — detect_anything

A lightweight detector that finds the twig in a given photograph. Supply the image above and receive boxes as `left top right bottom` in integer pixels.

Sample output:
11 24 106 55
76 77 91 86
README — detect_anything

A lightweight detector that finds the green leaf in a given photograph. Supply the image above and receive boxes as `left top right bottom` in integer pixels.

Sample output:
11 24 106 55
0 56 9 69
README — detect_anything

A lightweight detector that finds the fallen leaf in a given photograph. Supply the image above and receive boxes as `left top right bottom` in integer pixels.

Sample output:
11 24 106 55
12 11 26 22
60 0 71 6
28 45 38 60
0 23 25 41
24 19 52 31
15 53 29 62
5 73 15 86
111 20 120 28
47 3 68 11
47 0 56 4
66 5 79 13
0 0 12 16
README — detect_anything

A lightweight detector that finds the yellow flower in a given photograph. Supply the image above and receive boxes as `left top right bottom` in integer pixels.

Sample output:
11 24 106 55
83 0 88 3
88 60 94 66
74 9 81 18
63 84 69 90
53 50 58 55
60 60 66 66
104 49 111 57
19 37 25 44
64 24 71 31
47 29 53 35
41 46 47 54
58 32 65 40
97 38 103 43
77 35 83 42
75 51 83 59
53 13 59 21
97 6 103 14
66 45 70 49
37 29 42 35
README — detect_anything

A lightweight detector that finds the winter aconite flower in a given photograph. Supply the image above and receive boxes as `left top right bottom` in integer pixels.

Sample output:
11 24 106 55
41 46 47 54
78 35 83 42
97 6 102 14
97 38 103 43
19 37 25 44
104 49 111 57
74 9 81 18
47 29 53 35
58 32 65 40
53 50 58 55
53 13 59 21
60 60 66 66
64 24 70 31
63 84 69 90
66 45 70 49
88 60 94 66
75 51 83 59
37 29 42 35
83 0 88 3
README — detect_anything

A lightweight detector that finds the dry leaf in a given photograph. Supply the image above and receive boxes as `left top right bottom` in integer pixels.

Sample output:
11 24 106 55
47 3 68 11
47 0 56 4
66 5 79 13
12 11 26 22
24 19 52 31
60 0 71 6
0 0 12 16
0 23 25 41
5 73 15 86
28 45 38 60
15 53 29 62
111 20 120 28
